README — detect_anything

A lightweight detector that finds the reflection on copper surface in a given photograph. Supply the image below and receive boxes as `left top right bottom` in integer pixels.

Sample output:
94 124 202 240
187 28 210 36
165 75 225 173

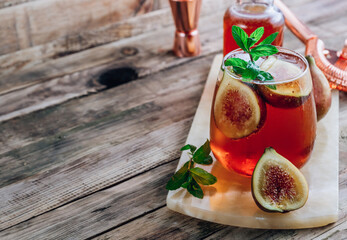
169 0 202 57
275 0 347 91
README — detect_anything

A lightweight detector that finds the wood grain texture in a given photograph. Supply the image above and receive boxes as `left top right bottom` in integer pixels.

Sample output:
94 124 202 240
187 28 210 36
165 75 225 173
0 9 219 120
0 10 339 123
0 161 176 239
0 0 169 54
93 170 347 240
0 0 345 124
0 0 227 60
0 0 37 9
0 55 214 230
0 0 346 238
0 0 229 80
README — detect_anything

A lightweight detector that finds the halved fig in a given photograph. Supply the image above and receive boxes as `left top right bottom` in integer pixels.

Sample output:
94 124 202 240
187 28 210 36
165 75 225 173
251 147 309 213
258 56 313 108
214 70 266 139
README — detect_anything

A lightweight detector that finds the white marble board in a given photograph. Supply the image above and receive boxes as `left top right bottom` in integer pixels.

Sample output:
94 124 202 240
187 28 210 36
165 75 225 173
166 54 339 229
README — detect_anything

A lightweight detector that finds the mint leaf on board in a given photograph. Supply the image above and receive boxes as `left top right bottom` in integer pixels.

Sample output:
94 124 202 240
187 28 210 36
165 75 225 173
166 140 217 199
259 32 279 45
166 161 189 190
196 155 213 165
180 144 197 154
190 167 217 185
232 25 248 52
187 178 204 199
192 140 211 164
181 174 192 189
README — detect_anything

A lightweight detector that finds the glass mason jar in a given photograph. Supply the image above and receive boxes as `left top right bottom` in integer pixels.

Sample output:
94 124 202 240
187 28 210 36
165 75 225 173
210 47 317 176
223 0 285 56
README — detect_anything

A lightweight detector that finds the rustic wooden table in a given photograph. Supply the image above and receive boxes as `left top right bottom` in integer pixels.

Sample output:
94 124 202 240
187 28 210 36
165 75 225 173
0 0 346 239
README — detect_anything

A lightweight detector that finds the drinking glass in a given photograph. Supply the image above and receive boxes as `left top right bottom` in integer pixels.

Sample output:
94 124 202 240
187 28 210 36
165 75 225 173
210 47 317 176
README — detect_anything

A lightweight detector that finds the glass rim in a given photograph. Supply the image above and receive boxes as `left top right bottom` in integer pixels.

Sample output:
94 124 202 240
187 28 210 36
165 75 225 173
222 46 309 85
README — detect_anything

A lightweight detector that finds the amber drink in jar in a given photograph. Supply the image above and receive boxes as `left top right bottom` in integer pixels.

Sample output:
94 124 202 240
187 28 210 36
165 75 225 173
224 0 284 56
210 47 317 176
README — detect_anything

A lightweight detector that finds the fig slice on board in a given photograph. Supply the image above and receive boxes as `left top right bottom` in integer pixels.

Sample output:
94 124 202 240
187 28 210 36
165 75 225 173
258 56 313 108
251 147 309 213
214 70 266 139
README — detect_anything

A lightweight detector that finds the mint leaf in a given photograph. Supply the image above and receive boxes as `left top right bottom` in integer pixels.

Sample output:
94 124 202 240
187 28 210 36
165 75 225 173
192 140 211 164
232 25 248 52
267 84 277 90
232 66 246 76
166 161 189 190
191 167 217 185
242 61 260 80
259 32 279 45
246 37 258 50
187 178 204 199
225 58 248 68
166 140 217 199
250 45 278 58
180 144 197 153
181 174 192 189
196 155 213 165
226 25 279 83
250 27 264 42
257 71 274 81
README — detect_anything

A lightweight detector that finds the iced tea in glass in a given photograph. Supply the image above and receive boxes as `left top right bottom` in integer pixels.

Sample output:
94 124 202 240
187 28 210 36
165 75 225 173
210 47 317 176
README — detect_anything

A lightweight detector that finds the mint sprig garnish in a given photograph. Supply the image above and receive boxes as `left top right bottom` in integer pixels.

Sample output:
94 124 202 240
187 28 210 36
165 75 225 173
166 140 217 199
226 26 279 88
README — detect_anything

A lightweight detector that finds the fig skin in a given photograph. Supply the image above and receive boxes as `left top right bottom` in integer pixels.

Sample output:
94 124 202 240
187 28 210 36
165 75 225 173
306 55 332 121
214 70 266 139
251 147 309 213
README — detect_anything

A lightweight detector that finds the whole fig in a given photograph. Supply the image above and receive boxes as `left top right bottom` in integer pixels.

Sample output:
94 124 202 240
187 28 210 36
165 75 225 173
306 55 332 121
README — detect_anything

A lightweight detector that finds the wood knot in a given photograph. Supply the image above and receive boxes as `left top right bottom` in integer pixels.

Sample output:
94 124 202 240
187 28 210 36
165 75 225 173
98 67 138 88
121 47 139 56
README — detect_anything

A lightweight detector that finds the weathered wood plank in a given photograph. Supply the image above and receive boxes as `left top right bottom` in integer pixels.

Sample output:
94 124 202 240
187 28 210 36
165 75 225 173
0 0 37 9
0 13 333 123
0 0 231 80
1 148 346 239
0 0 229 59
93 170 347 239
0 0 340 66
0 55 214 230
0 119 189 231
0 161 176 239
0 35 214 150
0 0 169 55
1 0 335 80
0 0 345 123
0 7 224 122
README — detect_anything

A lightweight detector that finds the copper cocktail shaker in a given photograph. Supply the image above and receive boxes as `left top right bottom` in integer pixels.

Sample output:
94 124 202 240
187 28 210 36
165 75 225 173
169 0 202 57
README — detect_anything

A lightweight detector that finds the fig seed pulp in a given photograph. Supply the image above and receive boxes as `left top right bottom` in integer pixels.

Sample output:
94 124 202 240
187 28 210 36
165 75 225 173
251 148 309 213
